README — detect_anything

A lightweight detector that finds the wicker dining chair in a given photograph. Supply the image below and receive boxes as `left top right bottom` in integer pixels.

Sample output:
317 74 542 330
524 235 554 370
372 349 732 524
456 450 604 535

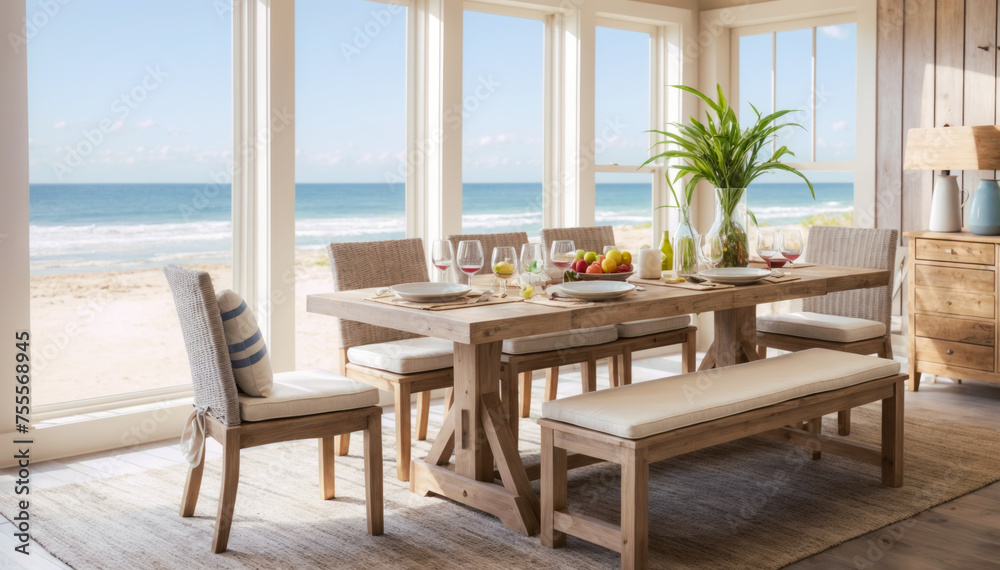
755 226 899 436
538 226 697 412
448 232 631 435
326 238 454 481
163 265 383 553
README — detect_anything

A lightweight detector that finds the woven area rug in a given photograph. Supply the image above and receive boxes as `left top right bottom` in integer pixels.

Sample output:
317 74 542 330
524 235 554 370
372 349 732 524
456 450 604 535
4 404 999 569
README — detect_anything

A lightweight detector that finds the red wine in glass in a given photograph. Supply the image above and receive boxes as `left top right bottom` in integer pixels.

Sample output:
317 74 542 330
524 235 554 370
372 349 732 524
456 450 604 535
781 252 800 263
434 264 451 272
460 264 482 276
551 260 573 270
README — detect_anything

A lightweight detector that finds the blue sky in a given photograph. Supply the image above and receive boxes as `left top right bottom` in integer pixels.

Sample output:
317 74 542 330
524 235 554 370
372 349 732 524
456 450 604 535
27 0 857 185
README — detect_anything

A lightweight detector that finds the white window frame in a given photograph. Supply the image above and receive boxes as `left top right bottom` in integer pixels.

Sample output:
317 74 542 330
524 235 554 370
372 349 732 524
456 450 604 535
700 0 876 228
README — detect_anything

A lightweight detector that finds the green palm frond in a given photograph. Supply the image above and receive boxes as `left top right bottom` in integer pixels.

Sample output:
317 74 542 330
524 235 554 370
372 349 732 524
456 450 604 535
642 84 815 208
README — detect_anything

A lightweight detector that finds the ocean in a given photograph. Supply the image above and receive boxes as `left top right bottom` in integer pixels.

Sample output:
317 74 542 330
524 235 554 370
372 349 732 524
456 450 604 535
28 182 852 274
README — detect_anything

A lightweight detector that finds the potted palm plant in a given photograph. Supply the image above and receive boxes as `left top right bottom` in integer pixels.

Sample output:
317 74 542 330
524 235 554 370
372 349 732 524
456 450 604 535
644 84 814 268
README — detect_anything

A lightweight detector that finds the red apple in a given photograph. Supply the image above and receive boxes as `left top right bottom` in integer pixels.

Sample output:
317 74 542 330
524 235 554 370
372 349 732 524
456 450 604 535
618 264 629 273
573 259 588 273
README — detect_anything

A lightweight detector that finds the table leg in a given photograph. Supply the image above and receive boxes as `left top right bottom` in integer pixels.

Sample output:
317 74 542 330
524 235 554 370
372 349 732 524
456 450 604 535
411 340 540 536
702 306 761 369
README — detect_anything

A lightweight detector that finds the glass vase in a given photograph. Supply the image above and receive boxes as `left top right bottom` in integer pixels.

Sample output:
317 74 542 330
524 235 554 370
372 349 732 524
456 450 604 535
672 205 699 276
706 188 750 268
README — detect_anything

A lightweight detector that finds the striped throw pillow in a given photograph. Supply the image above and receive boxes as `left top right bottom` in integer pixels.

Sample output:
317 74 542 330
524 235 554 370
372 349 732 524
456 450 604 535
216 290 273 397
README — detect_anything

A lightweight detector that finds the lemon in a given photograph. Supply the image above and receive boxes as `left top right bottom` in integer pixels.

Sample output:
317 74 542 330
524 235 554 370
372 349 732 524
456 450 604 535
601 258 618 273
521 285 534 299
621 251 632 266
606 249 622 266
493 262 515 278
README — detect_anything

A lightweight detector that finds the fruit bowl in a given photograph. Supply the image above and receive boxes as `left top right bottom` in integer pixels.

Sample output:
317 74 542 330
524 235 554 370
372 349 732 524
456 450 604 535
577 270 634 282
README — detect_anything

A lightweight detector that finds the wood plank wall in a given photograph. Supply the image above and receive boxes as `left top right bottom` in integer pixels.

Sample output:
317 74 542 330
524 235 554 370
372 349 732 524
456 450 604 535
877 0 999 238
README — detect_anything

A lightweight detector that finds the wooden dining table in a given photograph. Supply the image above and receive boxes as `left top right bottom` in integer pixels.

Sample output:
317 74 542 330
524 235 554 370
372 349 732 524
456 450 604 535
307 264 890 536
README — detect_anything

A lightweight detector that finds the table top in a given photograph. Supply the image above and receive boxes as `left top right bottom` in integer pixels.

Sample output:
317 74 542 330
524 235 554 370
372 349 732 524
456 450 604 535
306 265 890 345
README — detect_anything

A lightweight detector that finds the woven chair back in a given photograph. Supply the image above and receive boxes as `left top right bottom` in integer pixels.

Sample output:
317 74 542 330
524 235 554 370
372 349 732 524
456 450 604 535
163 265 241 426
802 226 899 332
326 238 428 348
539 226 616 259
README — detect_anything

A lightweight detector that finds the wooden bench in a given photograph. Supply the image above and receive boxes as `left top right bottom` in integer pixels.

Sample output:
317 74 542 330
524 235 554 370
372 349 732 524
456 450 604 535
537 348 907 569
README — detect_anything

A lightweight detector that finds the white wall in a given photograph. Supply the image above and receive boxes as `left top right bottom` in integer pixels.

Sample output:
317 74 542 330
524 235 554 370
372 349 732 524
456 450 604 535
1 1 30 455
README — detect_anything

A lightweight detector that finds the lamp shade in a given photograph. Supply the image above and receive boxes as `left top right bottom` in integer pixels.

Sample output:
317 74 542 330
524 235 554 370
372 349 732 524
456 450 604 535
904 125 1000 171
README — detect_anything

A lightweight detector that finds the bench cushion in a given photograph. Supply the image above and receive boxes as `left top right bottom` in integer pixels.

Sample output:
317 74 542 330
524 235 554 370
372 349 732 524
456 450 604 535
541 349 900 439
616 315 691 338
239 369 379 422
347 337 453 374
502 325 618 355
757 312 886 343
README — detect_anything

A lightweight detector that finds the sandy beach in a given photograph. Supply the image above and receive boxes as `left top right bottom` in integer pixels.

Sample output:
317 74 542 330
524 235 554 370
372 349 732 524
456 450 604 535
29 222 815 406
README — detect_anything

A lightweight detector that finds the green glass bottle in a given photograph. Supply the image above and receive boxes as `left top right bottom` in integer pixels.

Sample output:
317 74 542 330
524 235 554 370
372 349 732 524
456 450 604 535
659 230 673 271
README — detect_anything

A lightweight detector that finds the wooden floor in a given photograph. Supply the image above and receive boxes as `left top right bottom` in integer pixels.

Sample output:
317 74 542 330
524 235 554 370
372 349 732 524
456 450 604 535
2 339 999 569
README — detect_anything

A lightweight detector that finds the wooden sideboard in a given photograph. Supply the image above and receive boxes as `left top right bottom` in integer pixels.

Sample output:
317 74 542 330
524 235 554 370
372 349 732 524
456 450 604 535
906 231 1000 391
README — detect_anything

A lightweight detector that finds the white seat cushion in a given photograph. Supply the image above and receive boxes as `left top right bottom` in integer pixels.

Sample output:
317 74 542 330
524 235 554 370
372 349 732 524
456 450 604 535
757 311 886 343
238 369 378 422
502 325 618 355
616 315 691 338
541 349 900 439
347 337 453 374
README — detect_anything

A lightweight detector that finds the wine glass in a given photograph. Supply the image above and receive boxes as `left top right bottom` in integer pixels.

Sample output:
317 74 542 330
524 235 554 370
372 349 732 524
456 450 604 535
520 243 543 275
699 234 724 271
456 240 484 287
491 246 517 296
431 240 454 282
779 229 804 270
549 240 576 281
756 231 781 270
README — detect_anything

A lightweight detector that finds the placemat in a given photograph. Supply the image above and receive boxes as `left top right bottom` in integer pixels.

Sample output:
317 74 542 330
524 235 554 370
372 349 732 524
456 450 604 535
524 295 595 308
761 273 802 284
628 277 735 291
364 291 522 311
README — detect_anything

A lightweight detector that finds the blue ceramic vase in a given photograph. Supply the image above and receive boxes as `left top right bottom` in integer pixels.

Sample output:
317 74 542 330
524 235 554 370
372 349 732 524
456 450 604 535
967 179 1000 235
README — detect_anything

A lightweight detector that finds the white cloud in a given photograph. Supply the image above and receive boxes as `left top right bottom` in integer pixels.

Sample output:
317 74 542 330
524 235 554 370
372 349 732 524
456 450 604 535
167 127 186 136
137 119 155 128
52 121 67 129
109 120 124 132
820 26 849 40
831 121 848 132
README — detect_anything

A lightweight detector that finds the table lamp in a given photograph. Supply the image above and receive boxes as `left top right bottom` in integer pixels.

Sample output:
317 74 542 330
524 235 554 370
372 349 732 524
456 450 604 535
904 125 1000 235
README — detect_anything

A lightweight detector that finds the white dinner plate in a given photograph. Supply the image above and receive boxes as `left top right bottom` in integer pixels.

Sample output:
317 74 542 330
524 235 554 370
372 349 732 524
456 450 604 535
553 281 636 301
699 267 771 286
390 282 471 303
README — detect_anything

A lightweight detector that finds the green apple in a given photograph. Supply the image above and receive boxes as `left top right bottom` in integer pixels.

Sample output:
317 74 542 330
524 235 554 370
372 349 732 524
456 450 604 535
575 249 586 260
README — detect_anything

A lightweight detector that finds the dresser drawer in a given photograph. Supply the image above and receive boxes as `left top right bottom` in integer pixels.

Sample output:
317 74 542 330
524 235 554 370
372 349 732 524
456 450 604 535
915 337 994 372
913 263 995 293
914 314 995 346
914 287 995 318
915 238 995 265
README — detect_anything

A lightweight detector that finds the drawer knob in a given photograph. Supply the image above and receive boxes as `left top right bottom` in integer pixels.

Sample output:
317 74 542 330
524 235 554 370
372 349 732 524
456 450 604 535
946 349 954 355
944 248 955 254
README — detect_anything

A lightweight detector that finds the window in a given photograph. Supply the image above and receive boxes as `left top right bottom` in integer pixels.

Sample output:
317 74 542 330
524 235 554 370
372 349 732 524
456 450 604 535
734 20 858 230
294 0 407 370
594 23 660 248
27 0 232 406
462 9 544 237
